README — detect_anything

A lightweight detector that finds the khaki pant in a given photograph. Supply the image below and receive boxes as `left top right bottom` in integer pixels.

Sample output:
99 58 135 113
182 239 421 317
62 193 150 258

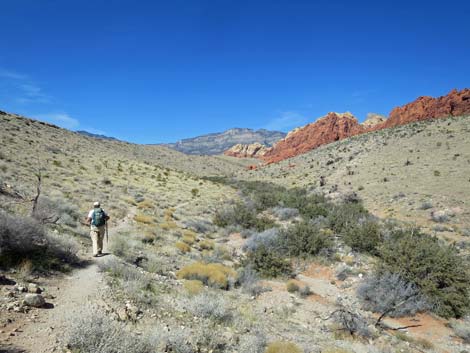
90 225 105 256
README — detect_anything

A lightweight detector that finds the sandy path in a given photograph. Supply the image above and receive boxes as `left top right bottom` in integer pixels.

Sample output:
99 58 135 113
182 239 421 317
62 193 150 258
4 214 133 353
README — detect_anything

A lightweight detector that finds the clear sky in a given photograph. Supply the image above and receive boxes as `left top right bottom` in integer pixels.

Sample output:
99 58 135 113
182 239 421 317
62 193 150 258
1 0 469 143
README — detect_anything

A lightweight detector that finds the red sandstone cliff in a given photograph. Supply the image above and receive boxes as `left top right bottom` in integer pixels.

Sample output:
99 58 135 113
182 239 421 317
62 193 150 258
261 89 470 164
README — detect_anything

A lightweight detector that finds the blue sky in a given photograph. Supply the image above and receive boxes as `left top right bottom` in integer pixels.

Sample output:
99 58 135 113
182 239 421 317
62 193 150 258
0 0 469 143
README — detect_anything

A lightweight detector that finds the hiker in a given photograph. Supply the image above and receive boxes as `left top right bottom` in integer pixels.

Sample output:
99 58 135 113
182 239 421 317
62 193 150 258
86 201 110 257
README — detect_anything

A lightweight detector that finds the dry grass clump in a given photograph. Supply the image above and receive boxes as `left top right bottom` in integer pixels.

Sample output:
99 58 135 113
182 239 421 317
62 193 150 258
182 232 196 245
175 241 191 253
137 199 154 209
183 280 204 295
265 341 303 353
160 221 178 230
134 214 154 224
199 239 215 250
177 262 237 289
286 280 300 293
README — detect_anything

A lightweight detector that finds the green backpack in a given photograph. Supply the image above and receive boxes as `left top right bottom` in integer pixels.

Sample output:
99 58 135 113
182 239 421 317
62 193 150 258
92 208 106 227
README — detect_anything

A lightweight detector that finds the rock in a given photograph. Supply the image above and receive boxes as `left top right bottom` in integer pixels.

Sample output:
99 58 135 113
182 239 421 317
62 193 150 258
263 112 364 163
387 88 470 127
224 143 271 158
23 294 46 308
261 89 470 163
27 283 42 294
362 113 387 127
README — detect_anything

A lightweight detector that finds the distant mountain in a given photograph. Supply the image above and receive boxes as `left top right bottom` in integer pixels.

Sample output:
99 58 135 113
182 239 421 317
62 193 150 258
162 128 286 155
76 130 119 141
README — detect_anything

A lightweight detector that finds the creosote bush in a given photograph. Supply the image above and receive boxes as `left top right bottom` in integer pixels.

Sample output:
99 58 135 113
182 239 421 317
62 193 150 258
343 218 381 255
277 221 333 258
177 262 237 289
244 245 292 278
378 229 470 318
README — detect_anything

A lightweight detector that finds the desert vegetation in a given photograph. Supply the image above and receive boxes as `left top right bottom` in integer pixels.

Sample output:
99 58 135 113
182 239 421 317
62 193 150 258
1 112 470 353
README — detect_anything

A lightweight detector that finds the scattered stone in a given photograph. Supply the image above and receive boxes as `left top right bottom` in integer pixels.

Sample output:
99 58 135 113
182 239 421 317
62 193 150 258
27 283 42 294
23 294 46 308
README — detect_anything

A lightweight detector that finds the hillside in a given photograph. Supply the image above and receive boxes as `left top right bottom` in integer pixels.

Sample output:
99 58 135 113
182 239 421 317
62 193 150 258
163 128 286 155
239 114 470 235
1 110 470 353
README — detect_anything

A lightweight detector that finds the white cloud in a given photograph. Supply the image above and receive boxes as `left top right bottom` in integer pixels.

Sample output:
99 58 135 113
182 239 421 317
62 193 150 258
34 113 80 129
0 67 51 104
263 111 308 131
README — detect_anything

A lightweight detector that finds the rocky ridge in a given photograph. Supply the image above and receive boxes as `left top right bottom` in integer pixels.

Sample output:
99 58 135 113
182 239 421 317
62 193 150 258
224 142 270 158
262 88 470 163
162 128 285 155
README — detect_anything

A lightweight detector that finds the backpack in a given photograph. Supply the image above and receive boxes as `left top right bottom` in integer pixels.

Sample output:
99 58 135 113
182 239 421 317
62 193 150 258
92 208 106 227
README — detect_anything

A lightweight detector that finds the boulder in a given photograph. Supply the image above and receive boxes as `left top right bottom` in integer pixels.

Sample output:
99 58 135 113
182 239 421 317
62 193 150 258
23 294 45 308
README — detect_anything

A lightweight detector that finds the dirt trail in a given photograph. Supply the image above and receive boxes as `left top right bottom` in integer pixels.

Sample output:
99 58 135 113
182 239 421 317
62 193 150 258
4 214 133 353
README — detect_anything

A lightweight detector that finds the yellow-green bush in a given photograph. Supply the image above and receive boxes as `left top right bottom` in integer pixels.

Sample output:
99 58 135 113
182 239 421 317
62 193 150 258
175 241 191 253
199 239 215 250
182 233 196 245
177 262 237 289
265 341 303 353
183 280 204 295
134 214 154 224
137 199 153 209
286 280 300 293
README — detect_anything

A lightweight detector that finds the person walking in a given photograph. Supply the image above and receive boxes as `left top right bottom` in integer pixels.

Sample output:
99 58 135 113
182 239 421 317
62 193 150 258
86 201 110 257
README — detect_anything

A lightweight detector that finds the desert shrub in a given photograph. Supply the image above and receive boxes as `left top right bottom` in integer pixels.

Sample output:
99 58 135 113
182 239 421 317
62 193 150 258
378 229 470 318
185 291 231 322
357 272 429 317
199 239 215 250
182 219 214 234
265 341 303 353
237 265 264 297
214 201 276 232
271 207 299 221
449 317 470 343
298 285 312 298
328 202 369 234
430 209 454 223
134 214 154 224
67 308 155 353
419 201 433 210
182 234 196 245
286 280 299 293
343 218 382 255
239 332 266 353
177 262 237 289
331 309 371 338
0 212 79 270
176 241 191 253
33 196 80 226
245 245 292 278
137 199 153 209
109 232 140 263
183 280 204 296
276 221 333 258
335 265 354 281
244 228 280 253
